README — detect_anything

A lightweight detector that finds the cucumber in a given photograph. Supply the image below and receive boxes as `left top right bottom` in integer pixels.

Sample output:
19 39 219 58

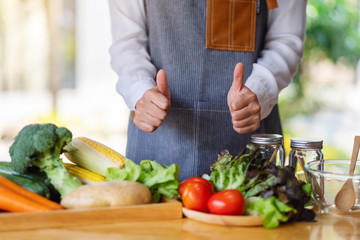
0 161 47 182
0 162 61 202
0 161 18 175
0 172 51 198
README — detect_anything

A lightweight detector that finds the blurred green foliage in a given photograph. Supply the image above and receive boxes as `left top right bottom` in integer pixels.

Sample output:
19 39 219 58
279 0 360 120
279 0 360 158
305 0 360 65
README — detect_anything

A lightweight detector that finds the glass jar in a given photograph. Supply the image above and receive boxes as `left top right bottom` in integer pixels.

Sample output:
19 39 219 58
250 134 285 166
289 137 324 181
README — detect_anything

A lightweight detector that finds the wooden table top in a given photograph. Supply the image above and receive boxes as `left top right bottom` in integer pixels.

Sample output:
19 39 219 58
0 213 359 240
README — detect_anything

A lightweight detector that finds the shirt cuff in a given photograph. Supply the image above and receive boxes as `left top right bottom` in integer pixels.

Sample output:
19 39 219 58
116 76 156 111
245 64 279 120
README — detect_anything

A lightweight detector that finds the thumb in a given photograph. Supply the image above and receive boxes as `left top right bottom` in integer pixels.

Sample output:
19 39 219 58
156 69 171 100
231 62 245 93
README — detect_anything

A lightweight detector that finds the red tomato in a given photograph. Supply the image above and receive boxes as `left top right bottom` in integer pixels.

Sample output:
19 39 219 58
207 189 245 215
181 181 214 213
179 177 215 197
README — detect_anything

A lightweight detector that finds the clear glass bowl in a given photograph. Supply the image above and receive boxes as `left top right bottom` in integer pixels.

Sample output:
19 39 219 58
305 159 360 216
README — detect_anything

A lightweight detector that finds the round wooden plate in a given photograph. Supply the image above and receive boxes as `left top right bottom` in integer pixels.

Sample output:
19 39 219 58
182 208 263 227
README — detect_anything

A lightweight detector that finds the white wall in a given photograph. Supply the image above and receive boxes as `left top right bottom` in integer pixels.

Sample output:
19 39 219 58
67 0 129 153
75 0 115 88
0 1 130 162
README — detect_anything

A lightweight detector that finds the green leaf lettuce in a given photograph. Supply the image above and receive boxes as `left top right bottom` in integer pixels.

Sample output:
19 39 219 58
106 158 180 203
245 196 297 229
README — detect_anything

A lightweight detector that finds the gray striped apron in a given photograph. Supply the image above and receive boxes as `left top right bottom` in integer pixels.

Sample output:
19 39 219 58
126 0 282 181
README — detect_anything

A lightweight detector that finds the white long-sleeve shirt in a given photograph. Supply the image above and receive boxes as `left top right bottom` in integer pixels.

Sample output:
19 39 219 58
108 0 307 119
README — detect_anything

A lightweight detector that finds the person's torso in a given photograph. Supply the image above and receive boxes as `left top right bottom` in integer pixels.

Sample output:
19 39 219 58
126 1 280 181
144 0 268 106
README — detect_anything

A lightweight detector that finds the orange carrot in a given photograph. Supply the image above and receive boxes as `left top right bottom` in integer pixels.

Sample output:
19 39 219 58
0 184 51 212
0 176 62 212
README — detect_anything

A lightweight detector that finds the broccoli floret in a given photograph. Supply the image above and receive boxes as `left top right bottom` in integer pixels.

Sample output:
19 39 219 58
9 123 82 197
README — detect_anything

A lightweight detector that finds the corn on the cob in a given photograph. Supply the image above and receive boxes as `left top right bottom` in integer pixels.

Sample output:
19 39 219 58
64 137 125 176
65 163 105 184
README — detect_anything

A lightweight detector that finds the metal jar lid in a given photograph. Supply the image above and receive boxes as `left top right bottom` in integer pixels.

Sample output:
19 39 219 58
290 137 323 149
250 134 283 145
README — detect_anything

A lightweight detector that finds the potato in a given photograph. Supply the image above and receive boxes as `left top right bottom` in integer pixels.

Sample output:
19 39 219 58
60 181 152 209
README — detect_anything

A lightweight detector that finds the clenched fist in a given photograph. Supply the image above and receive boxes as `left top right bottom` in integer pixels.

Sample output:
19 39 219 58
227 63 261 134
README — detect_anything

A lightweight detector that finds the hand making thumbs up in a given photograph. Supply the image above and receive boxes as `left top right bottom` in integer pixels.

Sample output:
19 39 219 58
133 69 171 133
227 63 261 134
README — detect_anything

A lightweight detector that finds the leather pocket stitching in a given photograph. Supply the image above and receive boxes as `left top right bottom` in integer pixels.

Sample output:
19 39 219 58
206 0 257 52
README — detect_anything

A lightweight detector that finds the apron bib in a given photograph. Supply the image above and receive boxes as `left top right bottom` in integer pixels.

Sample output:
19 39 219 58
126 0 282 181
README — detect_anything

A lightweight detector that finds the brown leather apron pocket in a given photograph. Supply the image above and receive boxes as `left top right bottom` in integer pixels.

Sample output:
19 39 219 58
206 0 257 52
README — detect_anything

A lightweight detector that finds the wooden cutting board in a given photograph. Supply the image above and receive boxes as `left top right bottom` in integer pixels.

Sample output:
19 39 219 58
0 198 183 231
